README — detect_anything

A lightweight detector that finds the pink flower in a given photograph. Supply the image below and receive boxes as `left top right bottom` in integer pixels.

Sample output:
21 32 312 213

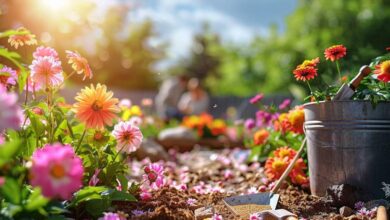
140 190 152 201
0 134 4 145
29 143 84 200
0 176 5 187
24 77 43 93
244 118 256 130
258 185 267 192
278 99 291 110
187 198 197 206
119 99 132 109
250 93 264 104
354 201 365 210
33 46 59 60
0 87 23 132
249 213 262 220
66 50 93 80
212 214 223 220
29 56 63 88
112 121 143 153
223 169 234 179
98 212 126 220
247 187 259 194
0 66 18 87
129 116 143 127
143 163 164 189
116 178 122 191
88 169 100 186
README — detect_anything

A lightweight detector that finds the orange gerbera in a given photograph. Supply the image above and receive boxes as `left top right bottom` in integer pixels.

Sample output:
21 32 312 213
73 84 120 129
287 106 305 134
253 129 269 145
289 170 309 187
273 113 289 133
66 50 93 80
324 45 347 62
293 66 317 81
273 146 296 160
373 60 390 83
297 57 320 68
265 157 289 180
209 119 227 136
8 27 37 49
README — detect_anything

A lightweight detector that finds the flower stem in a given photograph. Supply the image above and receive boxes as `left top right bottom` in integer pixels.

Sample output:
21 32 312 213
112 145 127 162
336 60 342 83
75 129 87 153
306 81 313 94
24 76 29 106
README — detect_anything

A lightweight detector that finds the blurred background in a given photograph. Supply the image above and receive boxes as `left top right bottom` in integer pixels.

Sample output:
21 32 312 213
0 0 389 100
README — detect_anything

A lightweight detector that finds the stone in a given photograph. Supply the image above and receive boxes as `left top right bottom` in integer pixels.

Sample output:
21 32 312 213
135 138 169 162
339 206 354 217
326 184 358 208
194 206 214 220
157 126 197 152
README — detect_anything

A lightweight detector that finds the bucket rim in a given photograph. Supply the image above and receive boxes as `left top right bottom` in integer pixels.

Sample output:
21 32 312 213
303 100 390 108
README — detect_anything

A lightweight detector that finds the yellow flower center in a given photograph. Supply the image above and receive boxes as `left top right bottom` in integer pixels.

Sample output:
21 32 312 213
381 61 390 73
272 160 286 171
50 164 66 179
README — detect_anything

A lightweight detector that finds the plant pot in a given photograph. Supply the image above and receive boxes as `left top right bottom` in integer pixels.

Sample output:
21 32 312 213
303 101 390 200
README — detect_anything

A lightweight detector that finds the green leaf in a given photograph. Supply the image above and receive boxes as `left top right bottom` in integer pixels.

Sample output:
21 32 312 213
0 139 23 166
0 29 29 38
25 188 49 211
0 178 21 204
108 190 137 202
69 186 108 207
85 199 110 218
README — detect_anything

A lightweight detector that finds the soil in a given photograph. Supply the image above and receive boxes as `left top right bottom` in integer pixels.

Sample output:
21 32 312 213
116 148 382 220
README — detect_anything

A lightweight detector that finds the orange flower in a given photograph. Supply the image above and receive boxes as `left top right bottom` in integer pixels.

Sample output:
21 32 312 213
66 50 93 80
287 106 305 134
199 113 213 126
73 84 120 129
209 119 227 136
273 113 289 133
8 27 37 49
182 115 201 129
289 170 309 187
297 57 320 68
341 75 348 83
253 129 269 145
373 60 390 83
265 157 289 180
293 66 317 81
324 45 347 62
273 146 296 160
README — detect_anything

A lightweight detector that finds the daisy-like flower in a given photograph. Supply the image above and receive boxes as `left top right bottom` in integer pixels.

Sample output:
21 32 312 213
373 60 390 82
0 87 23 132
73 84 120 129
143 163 165 189
289 170 309 187
8 27 37 49
253 129 269 146
250 93 264 104
29 56 64 88
66 50 93 80
29 143 84 200
324 45 347 62
265 157 289 180
112 121 143 153
273 146 296 160
287 106 305 134
0 66 18 87
208 119 227 136
33 46 59 60
293 66 317 81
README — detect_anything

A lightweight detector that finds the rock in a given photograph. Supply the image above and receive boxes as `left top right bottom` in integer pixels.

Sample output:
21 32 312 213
194 206 214 220
339 206 354 217
326 184 358 208
135 138 169 162
157 126 197 152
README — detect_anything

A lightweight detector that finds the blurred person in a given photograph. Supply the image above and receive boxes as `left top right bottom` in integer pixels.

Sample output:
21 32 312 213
178 78 209 115
155 75 189 120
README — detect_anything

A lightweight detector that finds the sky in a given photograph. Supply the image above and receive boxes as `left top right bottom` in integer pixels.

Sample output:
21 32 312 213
127 0 297 65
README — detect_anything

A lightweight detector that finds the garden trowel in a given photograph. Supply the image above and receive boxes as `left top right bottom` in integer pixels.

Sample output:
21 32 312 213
332 65 371 100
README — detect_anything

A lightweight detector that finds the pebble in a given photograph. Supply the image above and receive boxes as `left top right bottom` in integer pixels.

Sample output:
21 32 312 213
195 206 214 220
339 206 354 217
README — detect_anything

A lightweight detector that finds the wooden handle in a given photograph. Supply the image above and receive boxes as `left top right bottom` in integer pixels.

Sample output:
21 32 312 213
271 138 307 194
377 206 388 220
350 65 371 90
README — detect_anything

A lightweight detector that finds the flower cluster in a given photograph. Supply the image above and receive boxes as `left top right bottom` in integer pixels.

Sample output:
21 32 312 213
182 113 227 138
265 146 309 187
273 106 305 134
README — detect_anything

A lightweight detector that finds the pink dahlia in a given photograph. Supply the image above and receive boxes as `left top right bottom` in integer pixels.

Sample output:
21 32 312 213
0 87 23 132
33 46 59 60
29 143 84 200
98 212 127 220
0 66 18 87
112 121 143 153
29 56 63 88
143 163 164 189
66 50 93 80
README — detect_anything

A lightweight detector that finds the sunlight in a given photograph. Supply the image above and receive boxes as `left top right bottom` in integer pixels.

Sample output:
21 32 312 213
36 0 73 12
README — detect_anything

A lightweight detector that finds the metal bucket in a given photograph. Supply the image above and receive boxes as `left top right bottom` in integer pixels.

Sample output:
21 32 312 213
303 101 390 200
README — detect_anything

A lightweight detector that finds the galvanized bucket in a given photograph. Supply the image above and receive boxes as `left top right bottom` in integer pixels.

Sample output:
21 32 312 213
303 101 390 200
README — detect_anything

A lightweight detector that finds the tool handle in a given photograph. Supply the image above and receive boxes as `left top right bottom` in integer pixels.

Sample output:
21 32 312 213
271 138 307 195
377 206 388 220
349 65 371 90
